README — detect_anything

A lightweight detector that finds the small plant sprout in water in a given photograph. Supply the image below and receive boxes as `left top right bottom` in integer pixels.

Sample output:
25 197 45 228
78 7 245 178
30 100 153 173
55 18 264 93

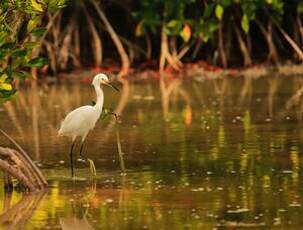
58 73 119 178
100 108 125 174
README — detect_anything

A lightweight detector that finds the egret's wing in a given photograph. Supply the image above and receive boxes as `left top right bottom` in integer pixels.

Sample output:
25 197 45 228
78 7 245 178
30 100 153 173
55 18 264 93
58 106 94 135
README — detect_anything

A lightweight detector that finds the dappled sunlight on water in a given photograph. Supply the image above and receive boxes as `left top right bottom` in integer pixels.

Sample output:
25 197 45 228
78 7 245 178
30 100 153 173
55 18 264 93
1 75 303 228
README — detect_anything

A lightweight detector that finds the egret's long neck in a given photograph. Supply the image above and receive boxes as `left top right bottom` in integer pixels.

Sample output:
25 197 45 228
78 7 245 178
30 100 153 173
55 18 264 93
94 83 104 112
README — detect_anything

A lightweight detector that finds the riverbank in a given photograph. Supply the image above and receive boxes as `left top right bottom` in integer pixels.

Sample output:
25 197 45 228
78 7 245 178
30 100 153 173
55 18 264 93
54 62 303 84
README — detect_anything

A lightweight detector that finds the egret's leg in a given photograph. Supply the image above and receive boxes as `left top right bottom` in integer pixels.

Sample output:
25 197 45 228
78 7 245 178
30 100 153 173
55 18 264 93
70 141 76 178
80 137 96 176
79 135 88 160
80 141 85 159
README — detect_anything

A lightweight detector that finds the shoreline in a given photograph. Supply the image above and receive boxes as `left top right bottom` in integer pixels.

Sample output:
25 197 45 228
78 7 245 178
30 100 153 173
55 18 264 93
49 62 303 84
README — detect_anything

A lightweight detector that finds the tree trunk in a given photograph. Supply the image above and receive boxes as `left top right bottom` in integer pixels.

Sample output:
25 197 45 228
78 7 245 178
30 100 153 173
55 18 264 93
297 13 303 47
234 23 252 66
255 19 279 63
267 11 303 61
226 24 232 62
71 24 82 68
145 34 152 59
159 26 181 72
192 39 202 59
246 32 252 55
90 0 130 76
83 2 102 67
218 22 227 68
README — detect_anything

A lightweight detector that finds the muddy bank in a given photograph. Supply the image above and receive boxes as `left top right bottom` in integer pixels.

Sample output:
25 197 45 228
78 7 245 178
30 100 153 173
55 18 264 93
49 62 303 85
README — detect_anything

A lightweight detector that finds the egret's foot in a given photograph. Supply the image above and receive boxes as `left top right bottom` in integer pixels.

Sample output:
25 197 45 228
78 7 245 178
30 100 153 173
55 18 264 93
87 158 96 176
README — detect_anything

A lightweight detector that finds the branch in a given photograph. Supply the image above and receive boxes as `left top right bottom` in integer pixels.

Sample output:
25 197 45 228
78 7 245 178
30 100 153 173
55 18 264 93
0 129 47 187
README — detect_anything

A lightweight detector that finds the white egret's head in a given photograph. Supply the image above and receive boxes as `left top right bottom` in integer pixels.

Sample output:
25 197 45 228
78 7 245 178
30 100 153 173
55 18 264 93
92 73 119 91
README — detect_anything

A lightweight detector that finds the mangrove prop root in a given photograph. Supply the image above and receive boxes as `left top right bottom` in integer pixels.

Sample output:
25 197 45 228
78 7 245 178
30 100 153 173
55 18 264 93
0 128 47 188
0 147 47 193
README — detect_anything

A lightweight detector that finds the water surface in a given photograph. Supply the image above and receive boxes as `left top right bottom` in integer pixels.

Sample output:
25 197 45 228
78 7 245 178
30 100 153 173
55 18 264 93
1 75 303 229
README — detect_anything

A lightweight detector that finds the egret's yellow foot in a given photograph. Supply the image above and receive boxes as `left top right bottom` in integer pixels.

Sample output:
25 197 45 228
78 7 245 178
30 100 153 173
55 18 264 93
87 158 96 176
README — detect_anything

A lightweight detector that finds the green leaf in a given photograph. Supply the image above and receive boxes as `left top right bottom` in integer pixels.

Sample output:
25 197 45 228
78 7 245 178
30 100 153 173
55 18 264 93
1 42 15 50
166 20 179 28
27 17 40 32
222 0 231 7
0 74 8 83
24 41 39 50
47 0 66 10
215 4 224 20
0 89 16 99
298 2 303 14
12 59 22 69
0 82 12 91
11 49 27 58
0 31 9 45
208 19 218 33
201 33 209 42
241 14 249 33
30 0 44 12
13 71 30 80
0 50 7 59
204 3 215 18
26 57 48 67
31 27 47 37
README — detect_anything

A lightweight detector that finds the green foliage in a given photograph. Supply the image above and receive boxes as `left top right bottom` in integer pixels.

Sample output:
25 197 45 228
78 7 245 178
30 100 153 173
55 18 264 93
133 0 161 36
215 4 224 20
134 0 195 42
0 0 65 102
26 57 49 67
241 14 250 33
133 0 293 39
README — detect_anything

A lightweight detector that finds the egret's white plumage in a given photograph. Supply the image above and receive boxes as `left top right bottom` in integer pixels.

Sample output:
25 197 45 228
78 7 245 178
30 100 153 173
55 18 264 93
58 73 118 177
59 105 100 141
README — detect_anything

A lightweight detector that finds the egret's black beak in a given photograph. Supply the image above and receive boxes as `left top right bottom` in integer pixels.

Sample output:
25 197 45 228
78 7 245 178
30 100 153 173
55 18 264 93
106 82 120 91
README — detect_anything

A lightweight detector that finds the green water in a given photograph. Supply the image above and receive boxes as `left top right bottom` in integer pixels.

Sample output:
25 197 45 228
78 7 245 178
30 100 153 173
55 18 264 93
1 75 303 229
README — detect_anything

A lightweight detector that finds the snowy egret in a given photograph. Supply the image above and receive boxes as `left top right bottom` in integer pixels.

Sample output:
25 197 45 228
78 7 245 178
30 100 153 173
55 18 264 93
58 73 119 177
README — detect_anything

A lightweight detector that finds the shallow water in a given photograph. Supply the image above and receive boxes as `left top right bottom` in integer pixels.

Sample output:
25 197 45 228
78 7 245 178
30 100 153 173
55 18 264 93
1 75 303 228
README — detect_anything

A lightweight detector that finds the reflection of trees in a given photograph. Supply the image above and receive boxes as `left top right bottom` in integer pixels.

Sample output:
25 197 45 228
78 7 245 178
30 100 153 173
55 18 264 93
159 73 181 121
0 192 46 229
3 103 25 139
30 82 41 160
160 73 194 124
286 77 303 119
267 77 280 118
238 76 252 106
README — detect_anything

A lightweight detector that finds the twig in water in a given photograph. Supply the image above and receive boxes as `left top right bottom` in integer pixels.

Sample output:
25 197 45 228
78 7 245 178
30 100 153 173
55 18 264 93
116 126 125 173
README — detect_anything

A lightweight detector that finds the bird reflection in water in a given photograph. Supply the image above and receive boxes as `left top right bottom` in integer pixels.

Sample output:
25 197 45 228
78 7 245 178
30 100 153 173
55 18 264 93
60 182 96 230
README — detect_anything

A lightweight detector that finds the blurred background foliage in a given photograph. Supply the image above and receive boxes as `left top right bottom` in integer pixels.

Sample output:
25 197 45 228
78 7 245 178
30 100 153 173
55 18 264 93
42 0 302 72
1 0 303 99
